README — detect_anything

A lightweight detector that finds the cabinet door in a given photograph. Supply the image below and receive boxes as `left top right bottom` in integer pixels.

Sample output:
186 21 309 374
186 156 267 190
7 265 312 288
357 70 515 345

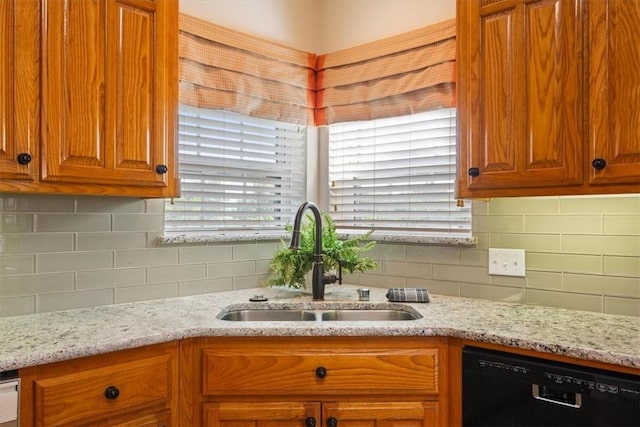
41 0 176 190
323 401 439 427
0 0 39 180
588 0 640 187
93 409 171 427
457 0 583 196
203 402 321 427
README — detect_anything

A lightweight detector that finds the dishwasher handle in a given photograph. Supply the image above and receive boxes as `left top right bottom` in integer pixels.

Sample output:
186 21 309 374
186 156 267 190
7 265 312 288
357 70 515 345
532 384 582 409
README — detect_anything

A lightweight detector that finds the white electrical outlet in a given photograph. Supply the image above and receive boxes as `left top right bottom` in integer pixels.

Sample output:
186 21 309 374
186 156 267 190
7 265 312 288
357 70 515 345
488 248 526 277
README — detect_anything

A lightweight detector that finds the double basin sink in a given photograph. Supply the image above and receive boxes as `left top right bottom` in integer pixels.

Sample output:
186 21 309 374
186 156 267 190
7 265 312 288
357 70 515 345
218 304 422 322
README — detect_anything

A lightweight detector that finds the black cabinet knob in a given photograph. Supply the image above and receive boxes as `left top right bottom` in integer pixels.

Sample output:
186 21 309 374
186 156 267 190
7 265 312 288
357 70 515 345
305 417 317 427
468 167 480 177
104 385 120 400
592 158 606 170
315 366 327 379
16 153 32 165
155 164 168 174
327 417 338 427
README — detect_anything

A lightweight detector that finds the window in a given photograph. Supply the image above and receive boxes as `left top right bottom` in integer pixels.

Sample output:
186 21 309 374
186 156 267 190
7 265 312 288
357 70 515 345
328 108 470 233
165 105 307 234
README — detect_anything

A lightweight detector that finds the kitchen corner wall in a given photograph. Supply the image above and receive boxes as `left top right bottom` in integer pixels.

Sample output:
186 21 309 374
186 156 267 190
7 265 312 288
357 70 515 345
0 193 638 318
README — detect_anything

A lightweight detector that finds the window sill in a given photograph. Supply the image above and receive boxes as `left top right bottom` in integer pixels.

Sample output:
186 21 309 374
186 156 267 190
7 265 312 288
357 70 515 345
159 231 477 247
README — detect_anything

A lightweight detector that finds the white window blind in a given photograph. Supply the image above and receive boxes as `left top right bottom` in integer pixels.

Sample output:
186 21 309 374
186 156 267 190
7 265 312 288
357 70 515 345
165 105 307 233
328 108 471 233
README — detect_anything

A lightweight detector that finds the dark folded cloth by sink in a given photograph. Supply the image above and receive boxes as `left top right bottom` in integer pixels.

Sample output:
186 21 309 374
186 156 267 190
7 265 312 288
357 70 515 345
386 288 430 303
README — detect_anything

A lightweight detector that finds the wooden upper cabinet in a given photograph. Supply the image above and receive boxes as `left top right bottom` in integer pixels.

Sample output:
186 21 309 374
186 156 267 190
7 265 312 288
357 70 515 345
0 0 39 181
588 0 640 186
41 0 178 195
457 0 583 197
457 0 640 197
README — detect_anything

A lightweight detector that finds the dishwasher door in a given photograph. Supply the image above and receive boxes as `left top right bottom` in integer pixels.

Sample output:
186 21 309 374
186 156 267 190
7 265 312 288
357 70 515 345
0 372 19 427
462 346 640 427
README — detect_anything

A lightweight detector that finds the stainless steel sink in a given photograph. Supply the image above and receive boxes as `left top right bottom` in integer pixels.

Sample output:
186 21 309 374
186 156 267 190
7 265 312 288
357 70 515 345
219 309 316 321
320 309 419 321
218 307 422 322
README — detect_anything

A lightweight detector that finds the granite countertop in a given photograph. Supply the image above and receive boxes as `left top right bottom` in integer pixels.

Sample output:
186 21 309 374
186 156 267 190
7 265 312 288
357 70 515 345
1 285 639 371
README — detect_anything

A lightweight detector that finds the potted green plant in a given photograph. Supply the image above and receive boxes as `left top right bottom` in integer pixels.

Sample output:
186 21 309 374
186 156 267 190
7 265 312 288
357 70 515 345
264 212 377 289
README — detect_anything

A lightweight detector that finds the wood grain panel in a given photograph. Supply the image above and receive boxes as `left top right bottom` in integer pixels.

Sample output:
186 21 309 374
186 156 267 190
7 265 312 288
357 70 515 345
525 0 580 174
479 9 517 173
589 0 640 186
0 0 39 180
20 342 178 427
202 346 439 396
110 1 155 171
204 402 321 427
39 0 178 193
323 401 439 427
34 353 172 426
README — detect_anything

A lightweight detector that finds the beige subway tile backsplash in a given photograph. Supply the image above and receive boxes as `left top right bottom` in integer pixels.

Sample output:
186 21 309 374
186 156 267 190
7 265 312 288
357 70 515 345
0 214 34 233
2 233 74 254
604 214 640 235
524 289 603 313
76 196 146 213
0 295 35 317
604 296 640 317
0 255 35 276
179 245 233 263
460 283 523 303
0 194 638 317
38 289 114 313
207 260 256 279
36 213 111 232
77 267 147 290
559 195 640 214
179 277 233 296
112 214 165 232
115 283 179 304
0 272 74 297
77 232 147 251
562 235 640 256
148 264 206 284
37 251 113 273
490 233 561 252
525 215 602 234
603 256 640 277
563 273 640 298
115 248 179 267
383 261 432 279
0 194 74 212
527 253 602 274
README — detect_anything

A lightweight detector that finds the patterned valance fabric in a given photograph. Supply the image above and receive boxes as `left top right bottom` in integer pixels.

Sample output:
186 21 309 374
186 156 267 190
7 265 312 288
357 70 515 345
316 19 456 125
179 14 317 125
178 14 456 126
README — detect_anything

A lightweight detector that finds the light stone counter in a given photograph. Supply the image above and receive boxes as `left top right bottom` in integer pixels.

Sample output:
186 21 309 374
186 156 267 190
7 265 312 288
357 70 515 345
1 285 639 371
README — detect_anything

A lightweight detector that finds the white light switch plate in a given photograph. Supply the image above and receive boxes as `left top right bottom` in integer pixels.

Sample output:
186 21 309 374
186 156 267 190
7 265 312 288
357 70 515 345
488 248 526 277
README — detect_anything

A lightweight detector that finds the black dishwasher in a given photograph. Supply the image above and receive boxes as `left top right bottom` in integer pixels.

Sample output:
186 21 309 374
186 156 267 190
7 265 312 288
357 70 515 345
462 346 640 426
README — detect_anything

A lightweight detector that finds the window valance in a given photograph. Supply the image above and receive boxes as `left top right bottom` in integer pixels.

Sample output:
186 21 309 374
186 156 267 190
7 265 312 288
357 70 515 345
178 15 456 126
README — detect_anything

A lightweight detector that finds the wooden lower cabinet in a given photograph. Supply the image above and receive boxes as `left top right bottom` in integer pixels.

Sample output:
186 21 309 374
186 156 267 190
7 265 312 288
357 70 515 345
180 336 448 427
18 342 179 427
203 401 438 427
203 401 320 426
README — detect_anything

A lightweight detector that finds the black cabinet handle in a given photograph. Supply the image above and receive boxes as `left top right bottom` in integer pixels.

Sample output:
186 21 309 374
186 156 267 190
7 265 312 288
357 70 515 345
468 167 480 177
315 366 327 379
305 417 317 427
592 158 606 170
16 153 32 165
104 385 120 400
155 164 168 174
327 417 338 427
